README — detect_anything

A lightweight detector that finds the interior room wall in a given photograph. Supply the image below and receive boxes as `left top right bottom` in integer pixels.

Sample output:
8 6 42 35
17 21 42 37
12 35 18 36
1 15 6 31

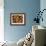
0 0 4 42
4 0 40 42
40 0 46 27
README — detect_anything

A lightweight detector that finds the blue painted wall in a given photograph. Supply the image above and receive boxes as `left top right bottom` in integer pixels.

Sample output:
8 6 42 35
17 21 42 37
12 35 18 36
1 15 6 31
4 0 40 42
40 0 46 27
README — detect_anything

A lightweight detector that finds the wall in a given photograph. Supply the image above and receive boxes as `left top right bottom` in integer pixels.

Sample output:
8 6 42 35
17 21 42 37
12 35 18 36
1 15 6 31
0 0 4 42
40 0 46 27
4 0 40 42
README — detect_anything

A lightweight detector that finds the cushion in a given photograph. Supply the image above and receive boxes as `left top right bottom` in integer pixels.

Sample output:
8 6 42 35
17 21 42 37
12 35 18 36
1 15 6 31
17 37 25 46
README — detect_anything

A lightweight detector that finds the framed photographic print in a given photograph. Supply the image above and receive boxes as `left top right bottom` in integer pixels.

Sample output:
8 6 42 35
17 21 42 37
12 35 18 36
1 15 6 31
10 13 26 26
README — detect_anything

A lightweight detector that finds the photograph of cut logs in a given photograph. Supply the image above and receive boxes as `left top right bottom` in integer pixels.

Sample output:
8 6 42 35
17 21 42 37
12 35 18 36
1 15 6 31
10 13 26 26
